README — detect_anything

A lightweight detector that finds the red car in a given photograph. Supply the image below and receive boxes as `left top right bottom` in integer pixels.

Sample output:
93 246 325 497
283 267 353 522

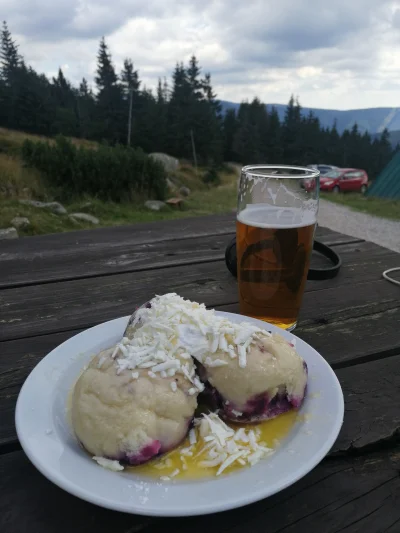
319 168 369 193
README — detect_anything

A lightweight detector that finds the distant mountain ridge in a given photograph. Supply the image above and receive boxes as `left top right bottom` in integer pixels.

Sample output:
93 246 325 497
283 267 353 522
371 130 400 148
220 101 400 136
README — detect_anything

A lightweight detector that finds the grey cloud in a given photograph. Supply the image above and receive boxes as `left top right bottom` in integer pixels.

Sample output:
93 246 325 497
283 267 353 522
208 0 390 69
8 0 213 40
4 0 400 108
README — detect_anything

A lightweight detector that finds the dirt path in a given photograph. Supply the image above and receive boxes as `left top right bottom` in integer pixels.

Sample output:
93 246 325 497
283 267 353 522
318 198 400 253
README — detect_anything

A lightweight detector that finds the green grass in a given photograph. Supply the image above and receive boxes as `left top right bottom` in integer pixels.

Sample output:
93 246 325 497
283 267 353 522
321 192 400 221
0 153 238 236
0 127 97 153
0 153 49 200
0 182 237 237
0 126 239 236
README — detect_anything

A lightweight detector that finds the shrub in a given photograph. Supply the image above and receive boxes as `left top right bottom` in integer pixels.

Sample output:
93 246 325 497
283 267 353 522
0 153 46 199
203 165 220 186
21 136 167 201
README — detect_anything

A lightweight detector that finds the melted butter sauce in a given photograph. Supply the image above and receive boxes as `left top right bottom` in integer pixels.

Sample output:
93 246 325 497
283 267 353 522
132 410 299 480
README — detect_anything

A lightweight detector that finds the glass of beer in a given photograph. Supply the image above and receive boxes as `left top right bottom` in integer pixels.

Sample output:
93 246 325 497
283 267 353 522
237 165 319 330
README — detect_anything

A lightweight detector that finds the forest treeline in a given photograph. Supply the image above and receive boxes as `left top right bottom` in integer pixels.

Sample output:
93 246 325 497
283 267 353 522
0 22 395 178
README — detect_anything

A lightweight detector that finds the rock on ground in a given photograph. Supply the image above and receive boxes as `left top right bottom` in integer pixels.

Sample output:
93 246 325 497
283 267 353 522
179 186 190 197
0 227 18 239
11 216 31 229
149 153 179 174
69 213 99 224
19 200 67 215
145 200 166 211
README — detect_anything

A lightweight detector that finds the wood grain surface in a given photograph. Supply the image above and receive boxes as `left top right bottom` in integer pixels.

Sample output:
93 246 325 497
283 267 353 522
1 214 399 533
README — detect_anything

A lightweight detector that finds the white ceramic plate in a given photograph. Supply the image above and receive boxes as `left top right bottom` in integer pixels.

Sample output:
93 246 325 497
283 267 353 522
16 312 344 517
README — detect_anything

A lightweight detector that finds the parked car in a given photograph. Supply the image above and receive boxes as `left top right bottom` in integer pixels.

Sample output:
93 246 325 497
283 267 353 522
318 168 369 193
307 164 339 175
301 164 339 189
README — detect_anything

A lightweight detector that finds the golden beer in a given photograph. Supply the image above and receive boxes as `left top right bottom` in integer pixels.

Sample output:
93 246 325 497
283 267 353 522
237 205 316 330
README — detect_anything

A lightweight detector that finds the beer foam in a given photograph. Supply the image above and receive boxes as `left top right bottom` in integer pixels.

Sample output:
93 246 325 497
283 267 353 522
237 205 316 229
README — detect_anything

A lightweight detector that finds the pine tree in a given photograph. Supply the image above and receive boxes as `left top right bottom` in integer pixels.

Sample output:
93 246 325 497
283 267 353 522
77 77 96 138
202 72 222 116
120 59 140 98
94 37 124 143
195 69 223 164
79 77 90 97
132 88 163 152
340 129 351 167
156 78 164 104
282 95 302 164
52 68 73 107
153 78 168 151
95 37 118 91
12 64 55 135
120 59 141 146
223 108 238 161
266 106 283 162
325 120 341 165
0 21 22 128
187 55 202 99
166 62 192 157
300 111 321 164
0 21 20 83
374 128 393 177
51 68 79 136
233 102 261 164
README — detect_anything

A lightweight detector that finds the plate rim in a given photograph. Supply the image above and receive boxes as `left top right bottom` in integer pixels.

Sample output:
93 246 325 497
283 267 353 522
15 312 345 516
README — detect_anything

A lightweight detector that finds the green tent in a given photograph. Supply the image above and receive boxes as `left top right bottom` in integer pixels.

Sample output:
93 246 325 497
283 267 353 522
367 151 400 199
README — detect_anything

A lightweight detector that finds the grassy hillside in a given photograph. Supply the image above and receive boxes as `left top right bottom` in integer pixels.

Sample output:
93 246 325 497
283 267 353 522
0 129 238 236
0 127 97 154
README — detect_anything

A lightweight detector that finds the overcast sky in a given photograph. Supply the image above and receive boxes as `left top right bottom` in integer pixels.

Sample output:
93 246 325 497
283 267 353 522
5 0 400 110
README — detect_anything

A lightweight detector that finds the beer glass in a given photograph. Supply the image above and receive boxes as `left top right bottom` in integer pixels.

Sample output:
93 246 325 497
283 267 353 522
237 165 319 330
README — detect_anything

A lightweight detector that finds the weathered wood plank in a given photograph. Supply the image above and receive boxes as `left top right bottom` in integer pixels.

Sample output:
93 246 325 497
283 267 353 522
149 451 400 533
0 233 231 289
214 294 400 368
0 449 398 533
333 355 400 454
0 329 86 450
0 449 152 533
0 240 398 342
0 234 233 289
0 213 237 252
298 305 400 367
0 223 360 289
0 261 237 341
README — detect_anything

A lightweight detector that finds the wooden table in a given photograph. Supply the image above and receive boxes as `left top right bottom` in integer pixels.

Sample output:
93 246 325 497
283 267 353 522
1 214 399 533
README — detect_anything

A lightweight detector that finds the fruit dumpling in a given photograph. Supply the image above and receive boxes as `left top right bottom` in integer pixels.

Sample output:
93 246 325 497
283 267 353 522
128 294 308 424
71 325 201 465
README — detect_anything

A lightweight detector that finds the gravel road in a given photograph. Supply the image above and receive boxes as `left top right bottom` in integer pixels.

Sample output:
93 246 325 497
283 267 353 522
318 199 400 253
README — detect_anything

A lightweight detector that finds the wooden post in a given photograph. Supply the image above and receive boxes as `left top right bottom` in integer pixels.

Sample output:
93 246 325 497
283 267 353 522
190 128 198 176
127 88 133 146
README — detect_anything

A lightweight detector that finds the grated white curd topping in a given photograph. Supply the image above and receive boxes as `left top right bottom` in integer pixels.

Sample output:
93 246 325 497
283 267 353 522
156 412 274 480
194 413 273 475
112 293 270 387
93 456 124 471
